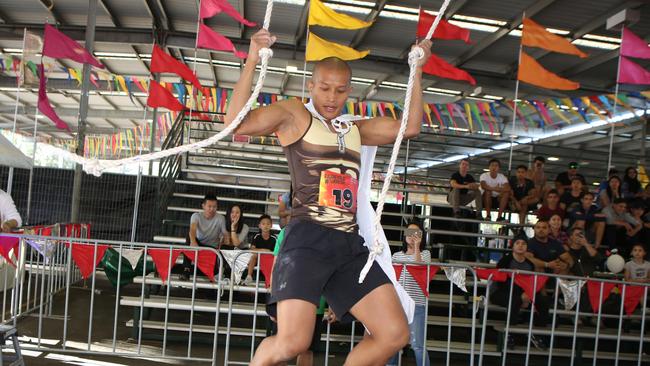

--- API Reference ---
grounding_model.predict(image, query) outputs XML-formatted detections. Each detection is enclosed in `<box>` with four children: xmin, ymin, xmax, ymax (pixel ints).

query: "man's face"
<box><xmin>534</xmin><ymin>160</ymin><xmax>544</xmax><ymax>170</ymax></box>
<box><xmin>202</xmin><ymin>200</ymin><xmax>218</xmax><ymax>218</ymax></box>
<box><xmin>308</xmin><ymin>69</ymin><xmax>352</xmax><ymax>121</ymax></box>
<box><xmin>534</xmin><ymin>222</ymin><xmax>549</xmax><ymax>240</ymax></box>
<box><xmin>571</xmin><ymin>179</ymin><xmax>583</xmax><ymax>191</ymax></box>
<box><xmin>613</xmin><ymin>202</ymin><xmax>627</xmax><ymax>214</ymax></box>
<box><xmin>459</xmin><ymin>160</ymin><xmax>469</xmax><ymax>174</ymax></box>
<box><xmin>547</xmin><ymin>193</ymin><xmax>559</xmax><ymax>206</ymax></box>
<box><xmin>489</xmin><ymin>162</ymin><xmax>500</xmax><ymax>174</ymax></box>
<box><xmin>259</xmin><ymin>218</ymin><xmax>272</xmax><ymax>233</ymax></box>
<box><xmin>516</xmin><ymin>168</ymin><xmax>526</xmax><ymax>180</ymax></box>
<box><xmin>568</xmin><ymin>167</ymin><xmax>578</xmax><ymax>176</ymax></box>
<box><xmin>581</xmin><ymin>194</ymin><xmax>594</xmax><ymax>208</ymax></box>
<box><xmin>512</xmin><ymin>239</ymin><xmax>528</xmax><ymax>255</ymax></box>
<box><xmin>569</xmin><ymin>229</ymin><xmax>584</xmax><ymax>245</ymax></box>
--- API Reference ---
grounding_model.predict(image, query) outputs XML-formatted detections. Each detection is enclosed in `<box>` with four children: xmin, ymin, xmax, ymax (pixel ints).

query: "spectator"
<box><xmin>278</xmin><ymin>187</ymin><xmax>292</xmax><ymax>228</ymax></box>
<box><xmin>628</xmin><ymin>200</ymin><xmax>650</xmax><ymax>245</ymax></box>
<box><xmin>624</xmin><ymin>244</ymin><xmax>650</xmax><ymax>283</ymax></box>
<box><xmin>527</xmin><ymin>156</ymin><xmax>548</xmax><ymax>202</ymax></box>
<box><xmin>223</xmin><ymin>204</ymin><xmax>250</xmax><ymax>249</ymax></box>
<box><xmin>548</xmin><ymin>214</ymin><xmax>568</xmax><ymax>246</ymax></box>
<box><xmin>448</xmin><ymin>159</ymin><xmax>482</xmax><ymax>218</ymax></box>
<box><xmin>599</xmin><ymin>176</ymin><xmax>622</xmax><ymax>209</ymax></box>
<box><xmin>509</xmin><ymin>165</ymin><xmax>537</xmax><ymax>223</ymax></box>
<box><xmin>602</xmin><ymin>198</ymin><xmax>642</xmax><ymax>256</ymax></box>
<box><xmin>0</xmin><ymin>189</ymin><xmax>21</xmax><ymax>233</ymax></box>
<box><xmin>480</xmin><ymin>159</ymin><xmax>510</xmax><ymax>221</ymax></box>
<box><xmin>569</xmin><ymin>192</ymin><xmax>606</xmax><ymax>249</ymax></box>
<box><xmin>643</xmin><ymin>183</ymin><xmax>650</xmax><ymax>209</ymax></box>
<box><xmin>244</xmin><ymin>214</ymin><xmax>277</xmax><ymax>285</ymax></box>
<box><xmin>622</xmin><ymin>167</ymin><xmax>643</xmax><ymax>200</ymax></box>
<box><xmin>559</xmin><ymin>178</ymin><xmax>584</xmax><ymax>212</ymax></box>
<box><xmin>555</xmin><ymin>161</ymin><xmax>586</xmax><ymax>195</ymax></box>
<box><xmin>594</xmin><ymin>169</ymin><xmax>618</xmax><ymax>206</ymax></box>
<box><xmin>565</xmin><ymin>227</ymin><xmax>603</xmax><ymax>277</ymax></box>
<box><xmin>183</xmin><ymin>193</ymin><xmax>228</xmax><ymax>280</ymax></box>
<box><xmin>537</xmin><ymin>190</ymin><xmax>565</xmax><ymax>221</ymax></box>
<box><xmin>389</xmin><ymin>221</ymin><xmax>431</xmax><ymax>366</ymax></box>
<box><xmin>524</xmin><ymin>220</ymin><xmax>574</xmax><ymax>274</ymax></box>
<box><xmin>491</xmin><ymin>239</ymin><xmax>549</xmax><ymax>350</ymax></box>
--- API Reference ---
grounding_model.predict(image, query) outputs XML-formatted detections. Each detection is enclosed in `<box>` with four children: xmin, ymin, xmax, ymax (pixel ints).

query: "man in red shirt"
<box><xmin>537</xmin><ymin>189</ymin><xmax>565</xmax><ymax>221</ymax></box>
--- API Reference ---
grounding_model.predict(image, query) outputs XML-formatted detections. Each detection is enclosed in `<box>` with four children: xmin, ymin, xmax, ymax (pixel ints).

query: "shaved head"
<box><xmin>312</xmin><ymin>57</ymin><xmax>352</xmax><ymax>84</ymax></box>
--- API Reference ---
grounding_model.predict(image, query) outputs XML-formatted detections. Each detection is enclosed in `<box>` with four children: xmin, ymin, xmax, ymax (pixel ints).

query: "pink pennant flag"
<box><xmin>197</xmin><ymin>23</ymin><xmax>247</xmax><ymax>59</ymax></box>
<box><xmin>42</xmin><ymin>24</ymin><xmax>104</xmax><ymax>69</ymax></box>
<box><xmin>621</xmin><ymin>27</ymin><xmax>650</xmax><ymax>59</ymax></box>
<box><xmin>37</xmin><ymin>64</ymin><xmax>71</xmax><ymax>131</ymax></box>
<box><xmin>619</xmin><ymin>56</ymin><xmax>650</xmax><ymax>85</ymax></box>
<box><xmin>200</xmin><ymin>0</ymin><xmax>256</xmax><ymax>27</ymax></box>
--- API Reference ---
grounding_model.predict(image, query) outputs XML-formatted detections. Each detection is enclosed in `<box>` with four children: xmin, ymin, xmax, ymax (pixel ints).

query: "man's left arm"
<box><xmin>0</xmin><ymin>193</ymin><xmax>21</xmax><ymax>232</ymax></box>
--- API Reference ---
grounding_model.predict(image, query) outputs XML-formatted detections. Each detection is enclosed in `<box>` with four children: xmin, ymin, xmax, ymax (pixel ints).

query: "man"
<box><xmin>527</xmin><ymin>156</ymin><xmax>547</xmax><ymax>201</ymax></box>
<box><xmin>448</xmin><ymin>158</ymin><xmax>482</xmax><ymax>218</ymax></box>
<box><xmin>525</xmin><ymin>220</ymin><xmax>574</xmax><ymax>274</ymax></box>
<box><xmin>564</xmin><ymin>227</ymin><xmax>603</xmax><ymax>277</ymax></box>
<box><xmin>182</xmin><ymin>193</ymin><xmax>228</xmax><ymax>280</ymax></box>
<box><xmin>602</xmin><ymin>198</ymin><xmax>642</xmax><ymax>256</ymax></box>
<box><xmin>244</xmin><ymin>214</ymin><xmax>277</xmax><ymax>285</ymax></box>
<box><xmin>555</xmin><ymin>161</ymin><xmax>586</xmax><ymax>195</ymax></box>
<box><xmin>559</xmin><ymin>178</ymin><xmax>584</xmax><ymax>212</ymax></box>
<box><xmin>509</xmin><ymin>165</ymin><xmax>537</xmax><ymax>224</ymax></box>
<box><xmin>536</xmin><ymin>189</ymin><xmax>565</xmax><ymax>221</ymax></box>
<box><xmin>0</xmin><ymin>189</ymin><xmax>21</xmax><ymax>233</ymax></box>
<box><xmin>480</xmin><ymin>159</ymin><xmax>510</xmax><ymax>221</ymax></box>
<box><xmin>568</xmin><ymin>192</ymin><xmax>605</xmax><ymax>248</ymax></box>
<box><xmin>225</xmin><ymin>29</ymin><xmax>431</xmax><ymax>365</ymax></box>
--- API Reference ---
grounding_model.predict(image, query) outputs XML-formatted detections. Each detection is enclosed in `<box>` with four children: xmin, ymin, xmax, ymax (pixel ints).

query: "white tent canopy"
<box><xmin>0</xmin><ymin>134</ymin><xmax>32</xmax><ymax>169</ymax></box>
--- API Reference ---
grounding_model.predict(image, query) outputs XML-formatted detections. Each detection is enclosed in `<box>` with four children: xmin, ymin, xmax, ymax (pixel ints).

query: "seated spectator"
<box><xmin>480</xmin><ymin>159</ymin><xmax>510</xmax><ymax>221</ymax></box>
<box><xmin>491</xmin><ymin>239</ymin><xmax>549</xmax><ymax>350</ymax></box>
<box><xmin>555</xmin><ymin>161</ymin><xmax>586</xmax><ymax>196</ymax></box>
<box><xmin>628</xmin><ymin>200</ymin><xmax>650</xmax><ymax>245</ymax></box>
<box><xmin>0</xmin><ymin>189</ymin><xmax>21</xmax><ymax>233</ymax></box>
<box><xmin>278</xmin><ymin>187</ymin><xmax>292</xmax><ymax>228</ymax></box>
<box><xmin>602</xmin><ymin>198</ymin><xmax>642</xmax><ymax>256</ymax></box>
<box><xmin>509</xmin><ymin>165</ymin><xmax>538</xmax><ymax>223</ymax></box>
<box><xmin>643</xmin><ymin>183</ymin><xmax>650</xmax><ymax>209</ymax></box>
<box><xmin>564</xmin><ymin>227</ymin><xmax>603</xmax><ymax>277</ymax></box>
<box><xmin>559</xmin><ymin>178</ymin><xmax>584</xmax><ymax>212</ymax></box>
<box><xmin>524</xmin><ymin>220</ymin><xmax>574</xmax><ymax>274</ymax></box>
<box><xmin>548</xmin><ymin>214</ymin><xmax>568</xmax><ymax>246</ymax></box>
<box><xmin>622</xmin><ymin>167</ymin><xmax>643</xmax><ymax>200</ymax></box>
<box><xmin>599</xmin><ymin>176</ymin><xmax>622</xmax><ymax>209</ymax></box>
<box><xmin>389</xmin><ymin>220</ymin><xmax>431</xmax><ymax>366</ymax></box>
<box><xmin>569</xmin><ymin>192</ymin><xmax>606</xmax><ymax>248</ymax></box>
<box><xmin>537</xmin><ymin>190</ymin><xmax>565</xmax><ymax>221</ymax></box>
<box><xmin>244</xmin><ymin>214</ymin><xmax>277</xmax><ymax>285</ymax></box>
<box><xmin>223</xmin><ymin>204</ymin><xmax>250</xmax><ymax>249</ymax></box>
<box><xmin>624</xmin><ymin>244</ymin><xmax>650</xmax><ymax>283</ymax></box>
<box><xmin>448</xmin><ymin>159</ymin><xmax>482</xmax><ymax>218</ymax></box>
<box><xmin>183</xmin><ymin>193</ymin><xmax>227</xmax><ymax>280</ymax></box>
<box><xmin>594</xmin><ymin>169</ymin><xmax>618</xmax><ymax>206</ymax></box>
<box><xmin>527</xmin><ymin>156</ymin><xmax>548</xmax><ymax>202</ymax></box>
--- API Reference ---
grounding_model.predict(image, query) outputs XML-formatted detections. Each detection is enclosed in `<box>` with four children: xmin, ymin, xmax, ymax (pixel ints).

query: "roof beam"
<box><xmin>349</xmin><ymin>0</ymin><xmax>388</xmax><ymax>49</ymax></box>
<box><xmin>293</xmin><ymin>1</ymin><xmax>311</xmax><ymax>51</ymax></box>
<box><xmin>207</xmin><ymin>52</ymin><xmax>219</xmax><ymax>87</ymax></box>
<box><xmin>144</xmin><ymin>0</ymin><xmax>172</xmax><ymax>32</ymax></box>
<box><xmin>39</xmin><ymin>0</ymin><xmax>64</xmax><ymax>25</ymax></box>
<box><xmin>0</xmin><ymin>6</ymin><xmax>12</xmax><ymax>24</ymax></box>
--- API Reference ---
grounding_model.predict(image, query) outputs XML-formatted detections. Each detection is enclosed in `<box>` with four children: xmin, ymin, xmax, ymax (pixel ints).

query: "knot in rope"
<box><xmin>84</xmin><ymin>159</ymin><xmax>103</xmax><ymax>177</ymax></box>
<box><xmin>407</xmin><ymin>46</ymin><xmax>425</xmax><ymax>67</ymax></box>
<box><xmin>258</xmin><ymin>47</ymin><xmax>274</xmax><ymax>60</ymax></box>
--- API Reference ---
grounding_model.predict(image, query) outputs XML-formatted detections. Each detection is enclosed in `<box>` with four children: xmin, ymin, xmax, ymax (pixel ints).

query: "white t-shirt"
<box><xmin>480</xmin><ymin>172</ymin><xmax>509</xmax><ymax>197</ymax></box>
<box><xmin>0</xmin><ymin>189</ymin><xmax>21</xmax><ymax>228</ymax></box>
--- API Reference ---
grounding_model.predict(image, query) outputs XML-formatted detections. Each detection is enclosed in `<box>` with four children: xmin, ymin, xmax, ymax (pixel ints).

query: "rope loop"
<box><xmin>258</xmin><ymin>47</ymin><xmax>274</xmax><ymax>59</ymax></box>
<box><xmin>407</xmin><ymin>46</ymin><xmax>425</xmax><ymax>66</ymax></box>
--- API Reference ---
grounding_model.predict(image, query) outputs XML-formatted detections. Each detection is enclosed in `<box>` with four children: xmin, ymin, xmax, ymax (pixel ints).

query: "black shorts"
<box><xmin>268</xmin><ymin>220</ymin><xmax>390</xmax><ymax>323</ymax></box>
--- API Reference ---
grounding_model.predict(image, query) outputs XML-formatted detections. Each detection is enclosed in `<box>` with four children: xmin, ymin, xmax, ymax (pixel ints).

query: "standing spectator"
<box><xmin>448</xmin><ymin>159</ymin><xmax>482</xmax><ymax>218</ymax></box>
<box><xmin>602</xmin><ymin>198</ymin><xmax>642</xmax><ymax>256</ymax></box>
<box><xmin>599</xmin><ymin>176</ymin><xmax>622</xmax><ymax>209</ymax></box>
<box><xmin>548</xmin><ymin>214</ymin><xmax>568</xmax><ymax>246</ymax></box>
<box><xmin>389</xmin><ymin>221</ymin><xmax>431</xmax><ymax>366</ymax></box>
<box><xmin>622</xmin><ymin>167</ymin><xmax>643</xmax><ymax>200</ymax></box>
<box><xmin>555</xmin><ymin>161</ymin><xmax>586</xmax><ymax>195</ymax></box>
<box><xmin>560</xmin><ymin>178</ymin><xmax>585</xmax><ymax>212</ymax></box>
<box><xmin>278</xmin><ymin>187</ymin><xmax>293</xmax><ymax>228</ymax></box>
<box><xmin>223</xmin><ymin>204</ymin><xmax>250</xmax><ymax>249</ymax></box>
<box><xmin>527</xmin><ymin>156</ymin><xmax>548</xmax><ymax>202</ymax></box>
<box><xmin>0</xmin><ymin>189</ymin><xmax>21</xmax><ymax>233</ymax></box>
<box><xmin>537</xmin><ymin>190</ymin><xmax>565</xmax><ymax>221</ymax></box>
<box><xmin>480</xmin><ymin>159</ymin><xmax>510</xmax><ymax>221</ymax></box>
<box><xmin>244</xmin><ymin>214</ymin><xmax>277</xmax><ymax>285</ymax></box>
<box><xmin>569</xmin><ymin>192</ymin><xmax>606</xmax><ymax>249</ymax></box>
<box><xmin>509</xmin><ymin>165</ymin><xmax>538</xmax><ymax>223</ymax></box>
<box><xmin>624</xmin><ymin>244</ymin><xmax>650</xmax><ymax>283</ymax></box>
<box><xmin>565</xmin><ymin>227</ymin><xmax>603</xmax><ymax>277</ymax></box>
<box><xmin>524</xmin><ymin>220</ymin><xmax>574</xmax><ymax>274</ymax></box>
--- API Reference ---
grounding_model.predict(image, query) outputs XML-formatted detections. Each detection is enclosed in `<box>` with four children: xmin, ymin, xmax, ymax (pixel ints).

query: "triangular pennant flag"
<box><xmin>147</xmin><ymin>80</ymin><xmax>185</xmax><ymax>111</ymax></box>
<box><xmin>405</xmin><ymin>265</ymin><xmax>438</xmax><ymax>297</ymax></box>
<box><xmin>147</xmin><ymin>248</ymin><xmax>183</xmax><ymax>283</ymax></box>
<box><xmin>70</xmin><ymin>243</ymin><xmax>109</xmax><ymax>279</ymax></box>
<box><xmin>182</xmin><ymin>249</ymin><xmax>217</xmax><ymax>282</ymax></box>
<box><xmin>120</xmin><ymin>249</ymin><xmax>143</xmax><ymax>270</ymax></box>
<box><xmin>258</xmin><ymin>253</ymin><xmax>274</xmax><ymax>288</ymax></box>
<box><xmin>512</xmin><ymin>273</ymin><xmax>548</xmax><ymax>302</ymax></box>
<box><xmin>308</xmin><ymin>0</ymin><xmax>372</xmax><ymax>30</ymax></box>
<box><xmin>521</xmin><ymin>18</ymin><xmax>587</xmax><ymax>58</ymax></box>
<box><xmin>37</xmin><ymin>64</ymin><xmax>71</xmax><ymax>131</ymax></box>
<box><xmin>443</xmin><ymin>266</ymin><xmax>467</xmax><ymax>292</ymax></box>
<box><xmin>619</xmin><ymin>56</ymin><xmax>650</xmax><ymax>85</ymax></box>
<box><xmin>151</xmin><ymin>45</ymin><xmax>202</xmax><ymax>90</ymax></box>
<box><xmin>393</xmin><ymin>264</ymin><xmax>404</xmax><ymax>281</ymax></box>
<box><xmin>518</xmin><ymin>51</ymin><xmax>580</xmax><ymax>90</ymax></box>
<box><xmin>197</xmin><ymin>23</ymin><xmax>247</xmax><ymax>59</ymax></box>
<box><xmin>621</xmin><ymin>27</ymin><xmax>650</xmax><ymax>59</ymax></box>
<box><xmin>42</xmin><ymin>24</ymin><xmax>104</xmax><ymax>68</ymax></box>
<box><xmin>620</xmin><ymin>284</ymin><xmax>646</xmax><ymax>316</ymax></box>
<box><xmin>475</xmin><ymin>268</ymin><xmax>509</xmax><ymax>282</ymax></box>
<box><xmin>417</xmin><ymin>9</ymin><xmax>471</xmax><ymax>43</ymax></box>
<box><xmin>423</xmin><ymin>53</ymin><xmax>476</xmax><ymax>85</ymax></box>
<box><xmin>220</xmin><ymin>249</ymin><xmax>253</xmax><ymax>283</ymax></box>
<box><xmin>558</xmin><ymin>279</ymin><xmax>585</xmax><ymax>310</ymax></box>
<box><xmin>200</xmin><ymin>0</ymin><xmax>256</xmax><ymax>27</ymax></box>
<box><xmin>0</xmin><ymin>237</ymin><xmax>19</xmax><ymax>267</ymax></box>
<box><xmin>306</xmin><ymin>32</ymin><xmax>369</xmax><ymax>61</ymax></box>
<box><xmin>586</xmin><ymin>280</ymin><xmax>617</xmax><ymax>313</ymax></box>
<box><xmin>26</xmin><ymin>239</ymin><xmax>56</xmax><ymax>263</ymax></box>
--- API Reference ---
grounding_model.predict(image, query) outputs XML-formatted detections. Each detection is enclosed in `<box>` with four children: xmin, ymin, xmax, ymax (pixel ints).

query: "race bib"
<box><xmin>318</xmin><ymin>170</ymin><xmax>358</xmax><ymax>213</ymax></box>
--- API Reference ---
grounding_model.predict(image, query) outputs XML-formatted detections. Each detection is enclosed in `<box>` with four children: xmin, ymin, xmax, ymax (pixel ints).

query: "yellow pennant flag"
<box><xmin>546</xmin><ymin>100</ymin><xmax>572</xmax><ymax>124</ymax></box>
<box><xmin>306</xmin><ymin>32</ymin><xmax>369</xmax><ymax>61</ymax></box>
<box><xmin>308</xmin><ymin>0</ymin><xmax>372</xmax><ymax>30</ymax></box>
<box><xmin>638</xmin><ymin>164</ymin><xmax>649</xmax><ymax>185</ymax></box>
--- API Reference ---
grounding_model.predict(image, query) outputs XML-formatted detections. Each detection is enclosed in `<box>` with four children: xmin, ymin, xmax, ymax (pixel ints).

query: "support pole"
<box><xmin>508</xmin><ymin>35</ymin><xmax>524</xmax><ymax>174</ymax></box>
<box><xmin>70</xmin><ymin>0</ymin><xmax>98</xmax><ymax>223</ymax></box>
<box><xmin>25</xmin><ymin>111</ymin><xmax>39</xmax><ymax>224</ymax></box>
<box><xmin>606</xmin><ymin>26</ymin><xmax>624</xmax><ymax>175</ymax></box>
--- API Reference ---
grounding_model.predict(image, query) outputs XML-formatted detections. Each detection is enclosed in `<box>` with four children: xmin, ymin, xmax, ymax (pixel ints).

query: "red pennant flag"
<box><xmin>586</xmin><ymin>280</ymin><xmax>617</xmax><ymax>313</ymax></box>
<box><xmin>475</xmin><ymin>268</ymin><xmax>509</xmax><ymax>282</ymax></box>
<box><xmin>69</xmin><ymin>243</ymin><xmax>109</xmax><ymax>279</ymax></box>
<box><xmin>147</xmin><ymin>80</ymin><xmax>185</xmax><ymax>111</ymax></box>
<box><xmin>393</xmin><ymin>264</ymin><xmax>404</xmax><ymax>281</ymax></box>
<box><xmin>182</xmin><ymin>250</ymin><xmax>217</xmax><ymax>282</ymax></box>
<box><xmin>258</xmin><ymin>253</ymin><xmax>274</xmax><ymax>288</ymax></box>
<box><xmin>406</xmin><ymin>265</ymin><xmax>438</xmax><ymax>296</ymax></box>
<box><xmin>417</xmin><ymin>9</ymin><xmax>471</xmax><ymax>43</ymax></box>
<box><xmin>200</xmin><ymin>0</ymin><xmax>256</xmax><ymax>27</ymax></box>
<box><xmin>513</xmin><ymin>273</ymin><xmax>548</xmax><ymax>301</ymax></box>
<box><xmin>37</xmin><ymin>64</ymin><xmax>70</xmax><ymax>131</ymax></box>
<box><xmin>0</xmin><ymin>237</ymin><xmax>19</xmax><ymax>267</ymax></box>
<box><xmin>619</xmin><ymin>56</ymin><xmax>650</xmax><ymax>85</ymax></box>
<box><xmin>197</xmin><ymin>23</ymin><xmax>247</xmax><ymax>59</ymax></box>
<box><xmin>620</xmin><ymin>284</ymin><xmax>646</xmax><ymax>316</ymax></box>
<box><xmin>423</xmin><ymin>53</ymin><xmax>476</xmax><ymax>85</ymax></box>
<box><xmin>148</xmin><ymin>248</ymin><xmax>183</xmax><ymax>283</ymax></box>
<box><xmin>42</xmin><ymin>24</ymin><xmax>104</xmax><ymax>68</ymax></box>
<box><xmin>151</xmin><ymin>45</ymin><xmax>202</xmax><ymax>90</ymax></box>
<box><xmin>621</xmin><ymin>27</ymin><xmax>650</xmax><ymax>59</ymax></box>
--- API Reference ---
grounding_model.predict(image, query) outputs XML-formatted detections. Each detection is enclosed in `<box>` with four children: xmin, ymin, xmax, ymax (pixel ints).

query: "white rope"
<box><xmin>61</xmin><ymin>0</ymin><xmax>276</xmax><ymax>177</ymax></box>
<box><xmin>358</xmin><ymin>0</ymin><xmax>452</xmax><ymax>283</ymax></box>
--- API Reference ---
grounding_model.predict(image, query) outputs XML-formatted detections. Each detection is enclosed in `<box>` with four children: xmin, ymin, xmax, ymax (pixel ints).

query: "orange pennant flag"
<box><xmin>522</xmin><ymin>18</ymin><xmax>587</xmax><ymax>58</ymax></box>
<box><xmin>518</xmin><ymin>51</ymin><xmax>579</xmax><ymax>90</ymax></box>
